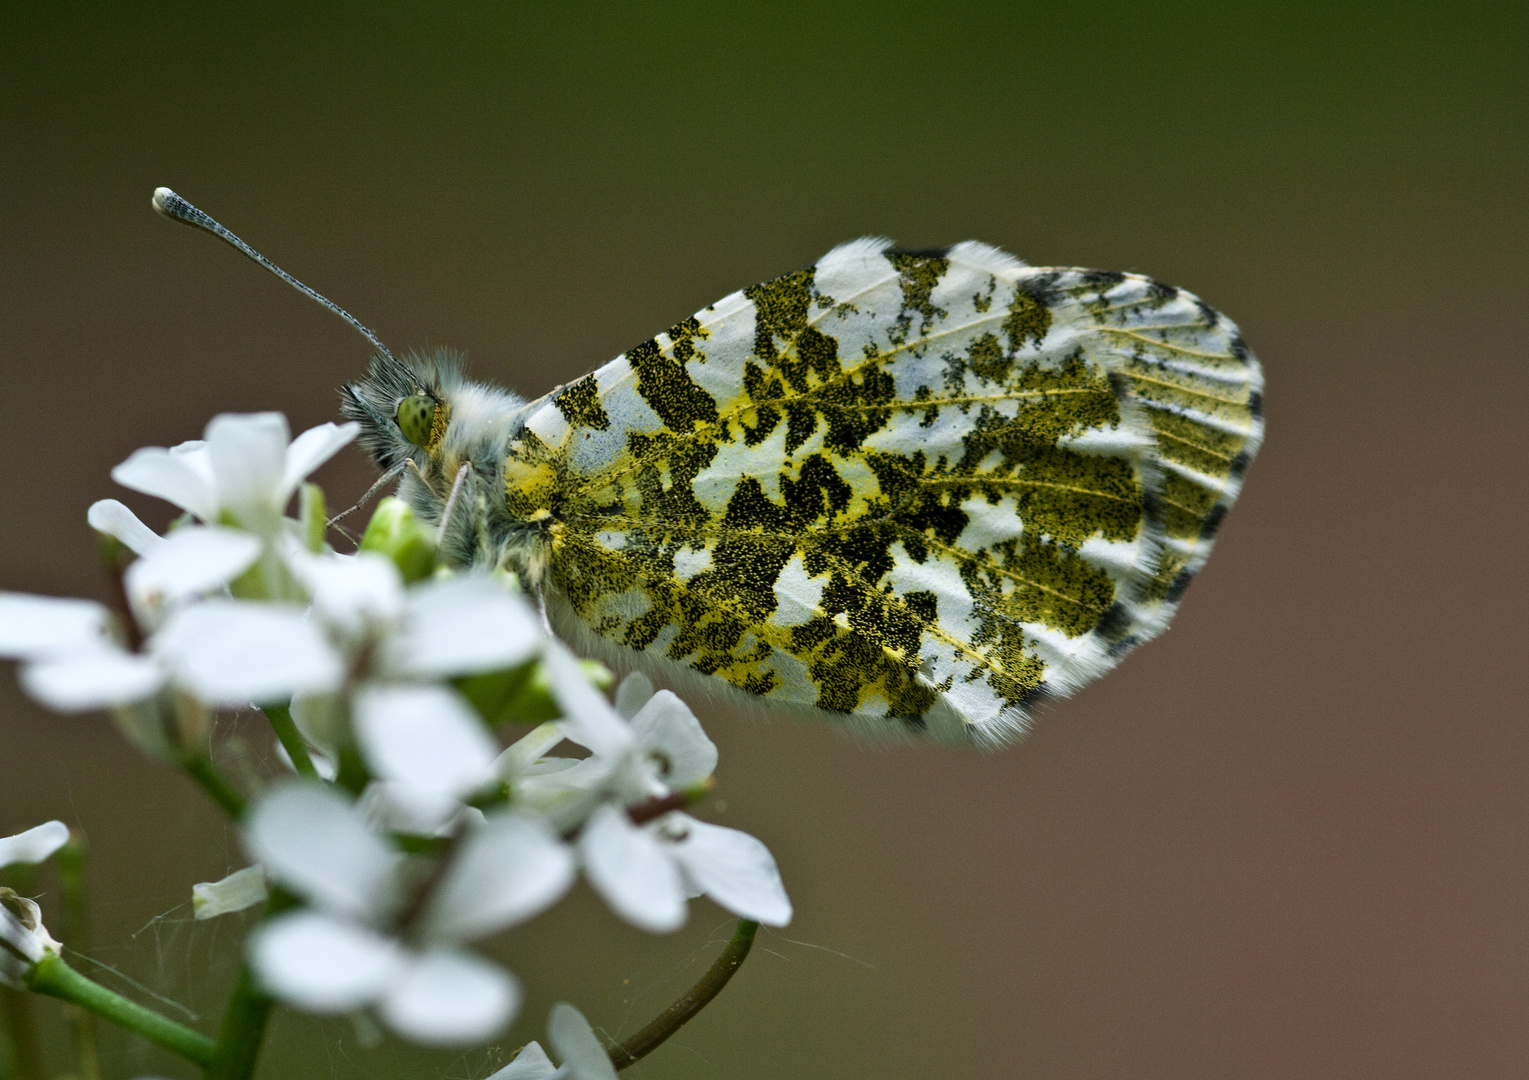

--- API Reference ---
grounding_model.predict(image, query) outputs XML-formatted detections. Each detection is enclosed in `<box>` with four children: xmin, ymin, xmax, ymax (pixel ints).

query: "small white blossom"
<box><xmin>579</xmin><ymin>806</ymin><xmax>791</xmax><ymax>933</ymax></box>
<box><xmin>540</xmin><ymin>664</ymin><xmax>792</xmax><ymax>933</ymax></box>
<box><xmin>111</xmin><ymin>413</ymin><xmax>356</xmax><ymax>536</ymax></box>
<box><xmin>0</xmin><ymin>822</ymin><xmax>69</xmax><ymax>990</ymax></box>
<box><xmin>244</xmin><ymin>783</ymin><xmax>575</xmax><ymax>1045</ymax></box>
<box><xmin>0</xmin><ymin>891</ymin><xmax>62</xmax><ymax>991</ymax></box>
<box><xmin>122</xmin><ymin>526</ymin><xmax>260</xmax><ymax>628</ymax></box>
<box><xmin>0</xmin><ymin>593</ymin><xmax>160</xmax><ymax>712</ymax></box>
<box><xmin>489</xmin><ymin>1002</ymin><xmax>618</xmax><ymax>1080</ymax></box>
<box><xmin>152</xmin><ymin>600</ymin><xmax>343</xmax><ymax>707</ymax></box>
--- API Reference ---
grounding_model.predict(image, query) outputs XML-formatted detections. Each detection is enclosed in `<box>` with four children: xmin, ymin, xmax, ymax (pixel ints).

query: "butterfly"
<box><xmin>152</xmin><ymin>192</ymin><xmax>1263</xmax><ymax>746</ymax></box>
<box><xmin>338</xmin><ymin>240</ymin><xmax>1262</xmax><ymax>746</ymax></box>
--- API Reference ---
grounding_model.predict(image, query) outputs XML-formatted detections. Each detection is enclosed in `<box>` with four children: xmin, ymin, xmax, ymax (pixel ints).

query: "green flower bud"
<box><xmin>359</xmin><ymin>497</ymin><xmax>437</xmax><ymax>583</ymax></box>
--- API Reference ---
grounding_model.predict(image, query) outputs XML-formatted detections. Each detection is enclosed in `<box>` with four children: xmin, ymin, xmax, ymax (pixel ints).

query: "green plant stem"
<box><xmin>182</xmin><ymin>756</ymin><xmax>246</xmax><ymax>819</ymax></box>
<box><xmin>607</xmin><ymin>919</ymin><xmax>759</xmax><ymax>1071</ymax></box>
<box><xmin>205</xmin><ymin>967</ymin><xmax>272</xmax><ymax>1080</ymax></box>
<box><xmin>205</xmin><ymin>888</ymin><xmax>296</xmax><ymax>1080</ymax></box>
<box><xmin>26</xmin><ymin>954</ymin><xmax>213</xmax><ymax>1068</ymax></box>
<box><xmin>261</xmin><ymin>703</ymin><xmax>318</xmax><ymax>779</ymax></box>
<box><xmin>1</xmin><ymin>985</ymin><xmax>45</xmax><ymax>1080</ymax></box>
<box><xmin>58</xmin><ymin>838</ymin><xmax>102</xmax><ymax>1080</ymax></box>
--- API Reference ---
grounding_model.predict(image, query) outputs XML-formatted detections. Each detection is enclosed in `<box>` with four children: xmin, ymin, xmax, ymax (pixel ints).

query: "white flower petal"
<box><xmin>0</xmin><ymin>821</ymin><xmax>70</xmax><ymax>868</ymax></box>
<box><xmin>0</xmin><ymin>594</ymin><xmax>112</xmax><ymax>659</ymax></box>
<box><xmin>251</xmin><ymin>911</ymin><xmax>403</xmax><ymax>1012</ymax></box>
<box><xmin>613</xmin><ymin>672</ymin><xmax>654</xmax><ymax>720</ymax></box>
<box><xmin>378</xmin><ymin>948</ymin><xmax>519</xmax><ymax>1046</ymax></box>
<box><xmin>421</xmin><ymin>814</ymin><xmax>575</xmax><ymax>942</ymax></box>
<box><xmin>548</xmin><ymin>1001</ymin><xmax>620</xmax><ymax>1080</ymax></box>
<box><xmin>125</xmin><ymin>527</ymin><xmax>260</xmax><ymax>612</ymax></box>
<box><xmin>243</xmin><ymin>783</ymin><xmax>400</xmax><ymax>921</ymax></box>
<box><xmin>154</xmin><ymin>601</ymin><xmax>343</xmax><ymax>706</ymax></box>
<box><xmin>630</xmin><ymin>691</ymin><xmax>717</xmax><ymax>789</ymax></box>
<box><xmin>543</xmin><ymin>645</ymin><xmax>632</xmax><ymax>758</ymax></box>
<box><xmin>354</xmin><ymin>684</ymin><xmax>499</xmax><ymax>802</ymax></box>
<box><xmin>87</xmin><ymin>499</ymin><xmax>165</xmax><ymax>556</ymax></box>
<box><xmin>111</xmin><ymin>445</ymin><xmax>219</xmax><ymax>521</ymax></box>
<box><xmin>192</xmin><ymin>865</ymin><xmax>268</xmax><ymax>920</ymax></box>
<box><xmin>357</xmin><ymin>780</ymin><xmax>463</xmax><ymax>836</ymax></box>
<box><xmin>487</xmin><ymin>1040</ymin><xmax>557</xmax><ymax>1080</ymax></box>
<box><xmin>493</xmin><ymin>721</ymin><xmax>566</xmax><ymax>781</ymax></box>
<box><xmin>579</xmin><ymin>804</ymin><xmax>686</xmax><ymax>933</ymax></box>
<box><xmin>386</xmin><ymin>576</ymin><xmax>541</xmax><ymax>680</ymax></box>
<box><xmin>206</xmin><ymin>412</ymin><xmax>291</xmax><ymax>524</ymax></box>
<box><xmin>21</xmin><ymin>648</ymin><xmax>164</xmax><ymax>712</ymax></box>
<box><xmin>667</xmin><ymin>815</ymin><xmax>792</xmax><ymax>927</ymax></box>
<box><xmin>280</xmin><ymin>422</ymin><xmax>359</xmax><ymax>500</ymax></box>
<box><xmin>287</xmin><ymin>550</ymin><xmax>404</xmax><ymax>636</ymax></box>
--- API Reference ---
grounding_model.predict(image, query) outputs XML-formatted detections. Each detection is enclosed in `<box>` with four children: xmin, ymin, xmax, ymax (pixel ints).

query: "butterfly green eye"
<box><xmin>395</xmin><ymin>394</ymin><xmax>438</xmax><ymax>447</ymax></box>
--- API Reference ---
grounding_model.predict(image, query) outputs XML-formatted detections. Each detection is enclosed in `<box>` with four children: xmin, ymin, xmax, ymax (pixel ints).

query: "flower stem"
<box><xmin>261</xmin><ymin>703</ymin><xmax>318</xmax><ymax>779</ymax></box>
<box><xmin>205</xmin><ymin>966</ymin><xmax>272</xmax><ymax>1080</ymax></box>
<box><xmin>182</xmin><ymin>756</ymin><xmax>246</xmax><ymax>819</ymax></box>
<box><xmin>205</xmin><ymin>888</ymin><xmax>296</xmax><ymax>1080</ymax></box>
<box><xmin>606</xmin><ymin>919</ymin><xmax>759</xmax><ymax>1071</ymax></box>
<box><xmin>57</xmin><ymin>837</ymin><xmax>101</xmax><ymax>1080</ymax></box>
<box><xmin>1</xmin><ymin>984</ymin><xmax>46</xmax><ymax>1080</ymax></box>
<box><xmin>26</xmin><ymin>954</ymin><xmax>214</xmax><ymax>1068</ymax></box>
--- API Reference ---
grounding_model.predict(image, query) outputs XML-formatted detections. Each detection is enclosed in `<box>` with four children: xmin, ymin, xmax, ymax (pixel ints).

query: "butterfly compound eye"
<box><xmin>395</xmin><ymin>394</ymin><xmax>438</xmax><ymax>447</ymax></box>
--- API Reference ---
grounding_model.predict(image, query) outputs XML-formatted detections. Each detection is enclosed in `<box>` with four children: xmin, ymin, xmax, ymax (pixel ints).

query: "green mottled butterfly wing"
<box><xmin>505</xmin><ymin>239</ymin><xmax>1262</xmax><ymax>745</ymax></box>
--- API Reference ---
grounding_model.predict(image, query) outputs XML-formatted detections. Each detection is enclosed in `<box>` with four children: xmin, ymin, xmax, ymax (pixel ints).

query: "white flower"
<box><xmin>123</xmin><ymin>526</ymin><xmax>261</xmax><ymax>629</ymax></box>
<box><xmin>111</xmin><ymin>413</ymin><xmax>357</xmax><ymax>536</ymax></box>
<box><xmin>489</xmin><ymin>1002</ymin><xmax>617</xmax><ymax>1080</ymax></box>
<box><xmin>0</xmin><ymin>891</ymin><xmax>62</xmax><ymax>991</ymax></box>
<box><xmin>0</xmin><ymin>593</ymin><xmax>160</xmax><ymax>712</ymax></box>
<box><xmin>539</xmin><ymin>665</ymin><xmax>791</xmax><ymax>933</ymax></box>
<box><xmin>579</xmin><ymin>806</ymin><xmax>791</xmax><ymax>933</ymax></box>
<box><xmin>0</xmin><ymin>528</ymin><xmax>321</xmax><ymax>714</ymax></box>
<box><xmin>0</xmin><ymin>823</ymin><xmax>69</xmax><ymax>990</ymax></box>
<box><xmin>192</xmin><ymin>865</ymin><xmax>269</xmax><ymax>920</ymax></box>
<box><xmin>283</xmin><ymin>556</ymin><xmax>544</xmax><ymax>825</ymax></box>
<box><xmin>244</xmin><ymin>783</ymin><xmax>575</xmax><ymax>1045</ymax></box>
<box><xmin>510</xmin><ymin>654</ymin><xmax>717</xmax><ymax>835</ymax></box>
<box><xmin>152</xmin><ymin>600</ymin><xmax>343</xmax><ymax>707</ymax></box>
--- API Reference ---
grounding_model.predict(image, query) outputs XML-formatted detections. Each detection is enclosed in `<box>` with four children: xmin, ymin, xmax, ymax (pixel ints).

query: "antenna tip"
<box><xmin>151</xmin><ymin>187</ymin><xmax>177</xmax><ymax>215</ymax></box>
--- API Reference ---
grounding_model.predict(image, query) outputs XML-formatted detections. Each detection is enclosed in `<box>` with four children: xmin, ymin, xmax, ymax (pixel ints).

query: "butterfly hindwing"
<box><xmin>504</xmin><ymin>239</ymin><xmax>1262</xmax><ymax>745</ymax></box>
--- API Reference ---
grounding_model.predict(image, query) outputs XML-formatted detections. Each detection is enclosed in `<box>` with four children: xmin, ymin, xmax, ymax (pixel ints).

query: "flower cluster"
<box><xmin>0</xmin><ymin>412</ymin><xmax>791</xmax><ymax>1051</ymax></box>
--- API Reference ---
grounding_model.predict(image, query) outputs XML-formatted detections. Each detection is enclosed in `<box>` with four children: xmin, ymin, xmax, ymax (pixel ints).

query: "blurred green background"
<box><xmin>2</xmin><ymin>4</ymin><xmax>1525</xmax><ymax>1078</ymax></box>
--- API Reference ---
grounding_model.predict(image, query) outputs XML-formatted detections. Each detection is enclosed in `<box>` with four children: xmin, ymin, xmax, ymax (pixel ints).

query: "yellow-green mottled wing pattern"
<box><xmin>505</xmin><ymin>239</ymin><xmax>1262</xmax><ymax>745</ymax></box>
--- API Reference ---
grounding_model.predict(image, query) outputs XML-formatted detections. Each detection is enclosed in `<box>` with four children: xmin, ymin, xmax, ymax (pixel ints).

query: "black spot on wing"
<box><xmin>1199</xmin><ymin>502</ymin><xmax>1228</xmax><ymax>540</ymax></box>
<box><xmin>553</xmin><ymin>374</ymin><xmax>610</xmax><ymax>430</ymax></box>
<box><xmin>1081</xmin><ymin>269</ymin><xmax>1125</xmax><ymax>291</ymax></box>
<box><xmin>627</xmin><ymin>338</ymin><xmax>718</xmax><ymax>430</ymax></box>
<box><xmin>1247</xmin><ymin>389</ymin><xmax>1264</xmax><ymax>418</ymax></box>
<box><xmin>1165</xmin><ymin>568</ymin><xmax>1195</xmax><ymax>603</ymax></box>
<box><xmin>1095</xmin><ymin>601</ymin><xmax>1133</xmax><ymax>642</ymax></box>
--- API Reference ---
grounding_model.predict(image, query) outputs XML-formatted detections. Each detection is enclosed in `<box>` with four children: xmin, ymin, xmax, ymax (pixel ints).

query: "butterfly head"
<box><xmin>339</xmin><ymin>349</ymin><xmax>461</xmax><ymax>474</ymax></box>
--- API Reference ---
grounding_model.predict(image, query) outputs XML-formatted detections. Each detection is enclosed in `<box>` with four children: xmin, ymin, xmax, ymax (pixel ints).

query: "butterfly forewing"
<box><xmin>504</xmin><ymin>239</ymin><xmax>1262</xmax><ymax>745</ymax></box>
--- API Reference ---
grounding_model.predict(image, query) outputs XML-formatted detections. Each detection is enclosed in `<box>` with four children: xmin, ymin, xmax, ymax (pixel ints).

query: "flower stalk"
<box><xmin>25</xmin><ymin>953</ymin><xmax>214</xmax><ymax>1067</ymax></box>
<box><xmin>606</xmin><ymin>918</ymin><xmax>760</xmax><ymax>1071</ymax></box>
<box><xmin>262</xmin><ymin>702</ymin><xmax>319</xmax><ymax>779</ymax></box>
<box><xmin>57</xmin><ymin>835</ymin><xmax>101</xmax><ymax>1080</ymax></box>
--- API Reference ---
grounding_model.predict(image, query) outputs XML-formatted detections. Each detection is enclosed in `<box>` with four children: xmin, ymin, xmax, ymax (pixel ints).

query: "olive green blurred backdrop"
<box><xmin>2</xmin><ymin>4</ymin><xmax>1525</xmax><ymax>1078</ymax></box>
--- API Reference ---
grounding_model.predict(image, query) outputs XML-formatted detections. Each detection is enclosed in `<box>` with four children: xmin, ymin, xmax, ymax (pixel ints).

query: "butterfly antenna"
<box><xmin>151</xmin><ymin>187</ymin><xmax>398</xmax><ymax>363</ymax></box>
